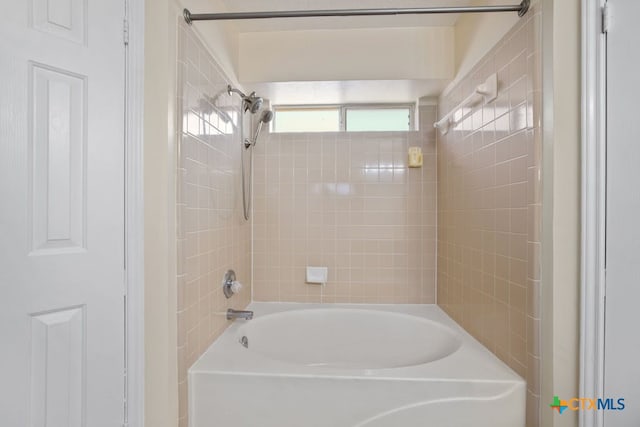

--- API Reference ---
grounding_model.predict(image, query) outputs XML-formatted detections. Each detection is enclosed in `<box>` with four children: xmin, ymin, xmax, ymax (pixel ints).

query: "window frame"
<box><xmin>272</xmin><ymin>103</ymin><xmax>416</xmax><ymax>133</ymax></box>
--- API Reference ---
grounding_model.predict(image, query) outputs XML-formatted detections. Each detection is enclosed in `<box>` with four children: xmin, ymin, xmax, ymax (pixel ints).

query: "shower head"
<box><xmin>244</xmin><ymin>92</ymin><xmax>263</xmax><ymax>114</ymax></box>
<box><xmin>244</xmin><ymin>109</ymin><xmax>273</xmax><ymax>149</ymax></box>
<box><xmin>227</xmin><ymin>85</ymin><xmax>263</xmax><ymax>114</ymax></box>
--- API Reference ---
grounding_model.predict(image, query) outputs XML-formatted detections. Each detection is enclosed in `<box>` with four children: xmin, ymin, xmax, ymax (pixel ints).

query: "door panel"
<box><xmin>0</xmin><ymin>0</ymin><xmax>126</xmax><ymax>425</ymax></box>
<box><xmin>605</xmin><ymin>0</ymin><xmax>640</xmax><ymax>425</ymax></box>
<box><xmin>30</xmin><ymin>307</ymin><xmax>85</xmax><ymax>427</ymax></box>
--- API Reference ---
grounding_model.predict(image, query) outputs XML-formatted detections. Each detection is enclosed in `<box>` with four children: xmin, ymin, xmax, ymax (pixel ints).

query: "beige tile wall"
<box><xmin>176</xmin><ymin>23</ymin><xmax>252</xmax><ymax>427</ymax></box>
<box><xmin>436</xmin><ymin>8</ymin><xmax>542</xmax><ymax>427</ymax></box>
<box><xmin>252</xmin><ymin>106</ymin><xmax>438</xmax><ymax>303</ymax></box>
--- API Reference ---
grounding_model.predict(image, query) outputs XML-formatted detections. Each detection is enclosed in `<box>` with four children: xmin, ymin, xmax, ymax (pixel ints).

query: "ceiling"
<box><xmin>214</xmin><ymin>0</ymin><xmax>476</xmax><ymax>32</ymax></box>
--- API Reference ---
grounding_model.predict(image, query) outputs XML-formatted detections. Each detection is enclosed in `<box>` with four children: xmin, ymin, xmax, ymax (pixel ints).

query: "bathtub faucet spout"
<box><xmin>227</xmin><ymin>309</ymin><xmax>254</xmax><ymax>320</ymax></box>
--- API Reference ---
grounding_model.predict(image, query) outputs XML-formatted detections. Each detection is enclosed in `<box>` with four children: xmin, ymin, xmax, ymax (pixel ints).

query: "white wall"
<box><xmin>144</xmin><ymin>2</ymin><xmax>177</xmax><ymax>426</ymax></box>
<box><xmin>540</xmin><ymin>0</ymin><xmax>581</xmax><ymax>426</ymax></box>
<box><xmin>238</xmin><ymin>27</ymin><xmax>454</xmax><ymax>82</ymax></box>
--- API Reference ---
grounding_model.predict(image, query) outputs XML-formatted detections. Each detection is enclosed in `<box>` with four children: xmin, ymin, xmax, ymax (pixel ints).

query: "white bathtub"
<box><xmin>189</xmin><ymin>303</ymin><xmax>525</xmax><ymax>427</ymax></box>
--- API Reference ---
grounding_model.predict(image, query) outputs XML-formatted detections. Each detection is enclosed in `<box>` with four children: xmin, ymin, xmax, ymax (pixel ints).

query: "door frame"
<box><xmin>125</xmin><ymin>0</ymin><xmax>145</xmax><ymax>426</ymax></box>
<box><xmin>580</xmin><ymin>0</ymin><xmax>606</xmax><ymax>426</ymax></box>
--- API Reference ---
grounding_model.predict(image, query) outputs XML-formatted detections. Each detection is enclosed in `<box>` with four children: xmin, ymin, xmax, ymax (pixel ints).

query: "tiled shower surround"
<box><xmin>436</xmin><ymin>8</ymin><xmax>542</xmax><ymax>427</ymax></box>
<box><xmin>252</xmin><ymin>106</ymin><xmax>437</xmax><ymax>304</ymax></box>
<box><xmin>177</xmin><ymin>7</ymin><xmax>543</xmax><ymax>427</ymax></box>
<box><xmin>176</xmin><ymin>23</ymin><xmax>251</xmax><ymax>427</ymax></box>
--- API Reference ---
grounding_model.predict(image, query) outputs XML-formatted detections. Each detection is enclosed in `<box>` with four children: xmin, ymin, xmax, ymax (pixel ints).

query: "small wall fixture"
<box><xmin>306</xmin><ymin>266</ymin><xmax>328</xmax><ymax>285</ymax></box>
<box><xmin>222</xmin><ymin>269</ymin><xmax>243</xmax><ymax>298</ymax></box>
<box><xmin>434</xmin><ymin>73</ymin><xmax>498</xmax><ymax>136</ymax></box>
<box><xmin>408</xmin><ymin>147</ymin><xmax>423</xmax><ymax>168</ymax></box>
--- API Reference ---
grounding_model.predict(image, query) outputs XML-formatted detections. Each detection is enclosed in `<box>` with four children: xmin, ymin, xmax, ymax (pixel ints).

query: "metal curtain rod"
<box><xmin>183</xmin><ymin>0</ymin><xmax>530</xmax><ymax>24</ymax></box>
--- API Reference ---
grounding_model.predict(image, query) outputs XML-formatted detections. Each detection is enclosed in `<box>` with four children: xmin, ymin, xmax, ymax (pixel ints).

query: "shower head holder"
<box><xmin>227</xmin><ymin>85</ymin><xmax>264</xmax><ymax>114</ymax></box>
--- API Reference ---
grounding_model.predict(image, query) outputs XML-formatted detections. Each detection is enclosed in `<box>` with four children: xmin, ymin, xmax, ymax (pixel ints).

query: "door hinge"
<box><xmin>602</xmin><ymin>3</ymin><xmax>611</xmax><ymax>34</ymax></box>
<box><xmin>123</xmin><ymin>18</ymin><xmax>130</xmax><ymax>45</ymax></box>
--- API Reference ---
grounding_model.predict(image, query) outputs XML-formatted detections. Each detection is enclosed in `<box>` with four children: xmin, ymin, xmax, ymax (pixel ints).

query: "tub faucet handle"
<box><xmin>230</xmin><ymin>280</ymin><xmax>243</xmax><ymax>294</ymax></box>
<box><xmin>223</xmin><ymin>270</ymin><xmax>241</xmax><ymax>298</ymax></box>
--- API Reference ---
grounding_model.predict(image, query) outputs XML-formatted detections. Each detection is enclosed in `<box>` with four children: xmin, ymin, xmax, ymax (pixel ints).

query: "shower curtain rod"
<box><xmin>183</xmin><ymin>0</ymin><xmax>530</xmax><ymax>24</ymax></box>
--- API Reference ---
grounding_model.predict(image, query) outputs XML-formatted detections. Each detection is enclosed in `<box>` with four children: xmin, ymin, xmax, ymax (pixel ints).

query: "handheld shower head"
<box><xmin>244</xmin><ymin>109</ymin><xmax>274</xmax><ymax>149</ymax></box>
<box><xmin>231</xmin><ymin>87</ymin><xmax>270</xmax><ymax>222</ymax></box>
<box><xmin>227</xmin><ymin>85</ymin><xmax>263</xmax><ymax>114</ymax></box>
<box><xmin>258</xmin><ymin>109</ymin><xmax>274</xmax><ymax>125</ymax></box>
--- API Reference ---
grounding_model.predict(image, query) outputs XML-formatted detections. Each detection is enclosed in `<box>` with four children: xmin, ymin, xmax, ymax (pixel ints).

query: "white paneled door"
<box><xmin>0</xmin><ymin>0</ymin><xmax>126</xmax><ymax>426</ymax></box>
<box><xmin>605</xmin><ymin>0</ymin><xmax>640</xmax><ymax>425</ymax></box>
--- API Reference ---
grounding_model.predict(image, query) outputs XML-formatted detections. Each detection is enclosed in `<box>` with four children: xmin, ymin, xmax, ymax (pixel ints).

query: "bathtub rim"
<box><xmin>234</xmin><ymin>306</ymin><xmax>464</xmax><ymax>369</ymax></box>
<box><xmin>189</xmin><ymin>302</ymin><xmax>525</xmax><ymax>386</ymax></box>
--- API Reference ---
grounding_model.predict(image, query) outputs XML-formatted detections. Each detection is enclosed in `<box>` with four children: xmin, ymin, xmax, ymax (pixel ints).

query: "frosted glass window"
<box><xmin>345</xmin><ymin>108</ymin><xmax>411</xmax><ymax>132</ymax></box>
<box><xmin>274</xmin><ymin>108</ymin><xmax>340</xmax><ymax>133</ymax></box>
<box><xmin>272</xmin><ymin>105</ymin><xmax>414</xmax><ymax>133</ymax></box>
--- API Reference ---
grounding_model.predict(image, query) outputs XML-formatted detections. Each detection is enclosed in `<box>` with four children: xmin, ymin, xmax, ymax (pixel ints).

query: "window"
<box><xmin>273</xmin><ymin>107</ymin><xmax>340</xmax><ymax>133</ymax></box>
<box><xmin>345</xmin><ymin>107</ymin><xmax>411</xmax><ymax>132</ymax></box>
<box><xmin>273</xmin><ymin>104</ymin><xmax>414</xmax><ymax>133</ymax></box>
